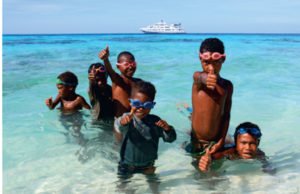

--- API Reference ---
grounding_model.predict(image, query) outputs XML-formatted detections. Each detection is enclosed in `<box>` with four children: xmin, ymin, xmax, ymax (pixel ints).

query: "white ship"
<box><xmin>140</xmin><ymin>20</ymin><xmax>186</xmax><ymax>34</ymax></box>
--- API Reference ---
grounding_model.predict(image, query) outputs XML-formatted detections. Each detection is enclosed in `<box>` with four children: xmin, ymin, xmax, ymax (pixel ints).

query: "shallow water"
<box><xmin>3</xmin><ymin>34</ymin><xmax>300</xmax><ymax>193</ymax></box>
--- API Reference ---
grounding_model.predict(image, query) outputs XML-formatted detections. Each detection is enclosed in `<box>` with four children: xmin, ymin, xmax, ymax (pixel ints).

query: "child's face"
<box><xmin>236</xmin><ymin>133</ymin><xmax>259</xmax><ymax>159</ymax></box>
<box><xmin>130</xmin><ymin>92</ymin><xmax>154</xmax><ymax>119</ymax></box>
<box><xmin>117</xmin><ymin>55</ymin><xmax>136</xmax><ymax>77</ymax></box>
<box><xmin>199</xmin><ymin>52</ymin><xmax>225</xmax><ymax>75</ymax></box>
<box><xmin>91</xmin><ymin>66</ymin><xmax>107</xmax><ymax>86</ymax></box>
<box><xmin>57</xmin><ymin>84</ymin><xmax>73</xmax><ymax>98</ymax></box>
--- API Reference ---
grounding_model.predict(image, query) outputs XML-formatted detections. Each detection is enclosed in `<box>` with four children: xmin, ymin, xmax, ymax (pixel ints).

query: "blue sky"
<box><xmin>3</xmin><ymin>0</ymin><xmax>300</xmax><ymax>34</ymax></box>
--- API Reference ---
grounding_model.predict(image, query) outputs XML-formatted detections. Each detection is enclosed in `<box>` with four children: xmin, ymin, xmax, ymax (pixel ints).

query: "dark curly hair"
<box><xmin>234</xmin><ymin>122</ymin><xmax>262</xmax><ymax>145</ymax></box>
<box><xmin>199</xmin><ymin>38</ymin><xmax>225</xmax><ymax>54</ymax></box>
<box><xmin>117</xmin><ymin>51</ymin><xmax>135</xmax><ymax>62</ymax></box>
<box><xmin>132</xmin><ymin>80</ymin><xmax>156</xmax><ymax>101</ymax></box>
<box><xmin>57</xmin><ymin>71</ymin><xmax>78</xmax><ymax>86</ymax></box>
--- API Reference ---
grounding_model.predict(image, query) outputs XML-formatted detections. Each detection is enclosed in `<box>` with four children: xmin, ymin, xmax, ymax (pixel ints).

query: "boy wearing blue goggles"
<box><xmin>114</xmin><ymin>80</ymin><xmax>176</xmax><ymax>177</ymax></box>
<box><xmin>199</xmin><ymin>122</ymin><xmax>266</xmax><ymax>172</ymax></box>
<box><xmin>129</xmin><ymin>99</ymin><xmax>156</xmax><ymax>110</ymax></box>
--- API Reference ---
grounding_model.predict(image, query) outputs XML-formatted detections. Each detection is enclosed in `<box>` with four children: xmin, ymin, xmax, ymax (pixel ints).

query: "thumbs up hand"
<box><xmin>99</xmin><ymin>46</ymin><xmax>110</xmax><ymax>60</ymax></box>
<box><xmin>120</xmin><ymin>107</ymin><xmax>137</xmax><ymax>125</ymax></box>
<box><xmin>45</xmin><ymin>96</ymin><xmax>53</xmax><ymax>109</ymax></box>
<box><xmin>206</xmin><ymin>66</ymin><xmax>217</xmax><ymax>90</ymax></box>
<box><xmin>198</xmin><ymin>147</ymin><xmax>213</xmax><ymax>172</ymax></box>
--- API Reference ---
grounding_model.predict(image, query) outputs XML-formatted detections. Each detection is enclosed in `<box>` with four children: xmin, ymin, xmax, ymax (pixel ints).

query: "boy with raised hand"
<box><xmin>88</xmin><ymin>62</ymin><xmax>114</xmax><ymax>121</ymax></box>
<box><xmin>99</xmin><ymin>46</ymin><xmax>141</xmax><ymax>117</ymax></box>
<box><xmin>114</xmin><ymin>80</ymin><xmax>176</xmax><ymax>176</ymax></box>
<box><xmin>188</xmin><ymin>38</ymin><xmax>233</xmax><ymax>156</ymax></box>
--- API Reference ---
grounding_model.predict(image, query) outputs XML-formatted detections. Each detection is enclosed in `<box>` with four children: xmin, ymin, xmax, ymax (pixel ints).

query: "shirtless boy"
<box><xmin>45</xmin><ymin>71</ymin><xmax>91</xmax><ymax>112</ymax></box>
<box><xmin>99</xmin><ymin>46</ymin><xmax>141</xmax><ymax>117</ymax></box>
<box><xmin>189</xmin><ymin>38</ymin><xmax>233</xmax><ymax>155</ymax></box>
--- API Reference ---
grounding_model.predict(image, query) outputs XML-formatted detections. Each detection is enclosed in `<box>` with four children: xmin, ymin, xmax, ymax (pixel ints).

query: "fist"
<box><xmin>155</xmin><ymin>120</ymin><xmax>171</xmax><ymax>131</ymax></box>
<box><xmin>45</xmin><ymin>97</ymin><xmax>53</xmax><ymax>108</ymax></box>
<box><xmin>206</xmin><ymin>73</ymin><xmax>217</xmax><ymax>90</ymax></box>
<box><xmin>198</xmin><ymin>149</ymin><xmax>212</xmax><ymax>172</ymax></box>
<box><xmin>98</xmin><ymin>46</ymin><xmax>109</xmax><ymax>60</ymax></box>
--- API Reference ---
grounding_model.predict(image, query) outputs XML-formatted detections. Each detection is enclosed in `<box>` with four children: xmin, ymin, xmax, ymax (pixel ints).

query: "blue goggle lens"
<box><xmin>237</xmin><ymin>127</ymin><xmax>262</xmax><ymax>138</ymax></box>
<box><xmin>129</xmin><ymin>99</ymin><xmax>156</xmax><ymax>109</ymax></box>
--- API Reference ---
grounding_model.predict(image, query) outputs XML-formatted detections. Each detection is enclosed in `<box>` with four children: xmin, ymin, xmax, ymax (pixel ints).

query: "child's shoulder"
<box><xmin>220</xmin><ymin>77</ymin><xmax>233</xmax><ymax>89</ymax></box>
<box><xmin>132</xmin><ymin>77</ymin><xmax>143</xmax><ymax>82</ymax></box>
<box><xmin>76</xmin><ymin>94</ymin><xmax>88</xmax><ymax>101</ymax></box>
<box><xmin>220</xmin><ymin>77</ymin><xmax>232</xmax><ymax>84</ymax></box>
<box><xmin>192</xmin><ymin>71</ymin><xmax>203</xmax><ymax>78</ymax></box>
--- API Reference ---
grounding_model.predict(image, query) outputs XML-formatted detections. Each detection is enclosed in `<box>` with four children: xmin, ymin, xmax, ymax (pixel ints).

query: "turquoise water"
<box><xmin>3</xmin><ymin>34</ymin><xmax>300</xmax><ymax>193</ymax></box>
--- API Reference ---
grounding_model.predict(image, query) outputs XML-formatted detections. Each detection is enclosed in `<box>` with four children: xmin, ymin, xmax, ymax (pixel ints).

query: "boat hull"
<box><xmin>141</xmin><ymin>31</ymin><xmax>186</xmax><ymax>34</ymax></box>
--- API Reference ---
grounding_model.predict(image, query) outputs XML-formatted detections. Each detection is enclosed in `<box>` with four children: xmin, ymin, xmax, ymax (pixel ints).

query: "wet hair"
<box><xmin>88</xmin><ymin>62</ymin><xmax>105</xmax><ymax>73</ymax></box>
<box><xmin>133</xmin><ymin>80</ymin><xmax>156</xmax><ymax>101</ymax></box>
<box><xmin>234</xmin><ymin>122</ymin><xmax>262</xmax><ymax>145</ymax></box>
<box><xmin>57</xmin><ymin>71</ymin><xmax>78</xmax><ymax>87</ymax></box>
<box><xmin>199</xmin><ymin>38</ymin><xmax>225</xmax><ymax>54</ymax></box>
<box><xmin>117</xmin><ymin>51</ymin><xmax>135</xmax><ymax>62</ymax></box>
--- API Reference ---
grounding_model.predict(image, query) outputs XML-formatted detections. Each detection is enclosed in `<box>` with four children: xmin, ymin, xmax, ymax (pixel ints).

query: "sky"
<box><xmin>3</xmin><ymin>0</ymin><xmax>300</xmax><ymax>34</ymax></box>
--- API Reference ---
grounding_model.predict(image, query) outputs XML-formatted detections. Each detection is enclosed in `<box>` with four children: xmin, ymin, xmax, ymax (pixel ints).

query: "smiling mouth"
<box><xmin>242</xmin><ymin>152</ymin><xmax>253</xmax><ymax>158</ymax></box>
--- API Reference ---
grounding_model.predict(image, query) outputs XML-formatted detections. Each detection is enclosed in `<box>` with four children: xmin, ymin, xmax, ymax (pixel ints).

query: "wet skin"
<box><xmin>192</xmin><ymin>54</ymin><xmax>233</xmax><ymax>144</ymax></box>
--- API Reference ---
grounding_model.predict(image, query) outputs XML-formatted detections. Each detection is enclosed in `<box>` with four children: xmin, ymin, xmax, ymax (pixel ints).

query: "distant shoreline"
<box><xmin>3</xmin><ymin>33</ymin><xmax>300</xmax><ymax>36</ymax></box>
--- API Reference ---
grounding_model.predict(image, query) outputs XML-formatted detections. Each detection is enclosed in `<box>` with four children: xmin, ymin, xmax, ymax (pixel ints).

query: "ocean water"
<box><xmin>3</xmin><ymin>33</ymin><xmax>300</xmax><ymax>193</ymax></box>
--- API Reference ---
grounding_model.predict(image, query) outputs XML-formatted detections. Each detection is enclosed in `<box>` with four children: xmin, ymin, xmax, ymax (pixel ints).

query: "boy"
<box><xmin>88</xmin><ymin>63</ymin><xmax>114</xmax><ymax>121</ymax></box>
<box><xmin>114</xmin><ymin>80</ymin><xmax>176</xmax><ymax>176</ymax></box>
<box><xmin>198</xmin><ymin>122</ymin><xmax>266</xmax><ymax>172</ymax></box>
<box><xmin>99</xmin><ymin>46</ymin><xmax>141</xmax><ymax>117</ymax></box>
<box><xmin>189</xmin><ymin>38</ymin><xmax>233</xmax><ymax>155</ymax></box>
<box><xmin>45</xmin><ymin>71</ymin><xmax>91</xmax><ymax>112</ymax></box>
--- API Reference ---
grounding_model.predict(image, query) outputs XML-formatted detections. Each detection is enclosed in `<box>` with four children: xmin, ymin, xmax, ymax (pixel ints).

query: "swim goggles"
<box><xmin>235</xmin><ymin>127</ymin><xmax>262</xmax><ymax>138</ymax></box>
<box><xmin>56</xmin><ymin>78</ymin><xmax>77</xmax><ymax>86</ymax></box>
<box><xmin>94</xmin><ymin>66</ymin><xmax>106</xmax><ymax>73</ymax></box>
<box><xmin>200</xmin><ymin>52</ymin><xmax>226</xmax><ymax>61</ymax></box>
<box><xmin>116</xmin><ymin>61</ymin><xmax>136</xmax><ymax>68</ymax></box>
<box><xmin>93</xmin><ymin>66</ymin><xmax>108</xmax><ymax>78</ymax></box>
<box><xmin>129</xmin><ymin>99</ymin><xmax>156</xmax><ymax>109</ymax></box>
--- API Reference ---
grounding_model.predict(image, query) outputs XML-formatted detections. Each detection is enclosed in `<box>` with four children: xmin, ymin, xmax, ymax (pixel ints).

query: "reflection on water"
<box><xmin>59</xmin><ymin>111</ymin><xmax>88</xmax><ymax>146</ymax></box>
<box><xmin>75</xmin><ymin>127</ymin><xmax>119</xmax><ymax>164</ymax></box>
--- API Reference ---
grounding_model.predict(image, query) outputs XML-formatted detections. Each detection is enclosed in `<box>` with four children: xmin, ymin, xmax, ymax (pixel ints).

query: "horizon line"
<box><xmin>3</xmin><ymin>32</ymin><xmax>300</xmax><ymax>36</ymax></box>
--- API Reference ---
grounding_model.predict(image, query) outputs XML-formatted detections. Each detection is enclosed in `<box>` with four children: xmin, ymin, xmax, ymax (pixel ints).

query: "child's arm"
<box><xmin>193</xmin><ymin>71</ymin><xmax>205</xmax><ymax>89</ymax></box>
<box><xmin>198</xmin><ymin>147</ymin><xmax>235</xmax><ymax>172</ymax></box>
<box><xmin>210</xmin><ymin>81</ymin><xmax>233</xmax><ymax>154</ymax></box>
<box><xmin>98</xmin><ymin>46</ymin><xmax>124</xmax><ymax>85</ymax></box>
<box><xmin>114</xmin><ymin>108</ymin><xmax>136</xmax><ymax>133</ymax></box>
<box><xmin>155</xmin><ymin>120</ymin><xmax>177</xmax><ymax>142</ymax></box>
<box><xmin>88</xmin><ymin>79</ymin><xmax>97</xmax><ymax>106</ymax></box>
<box><xmin>45</xmin><ymin>95</ymin><xmax>61</xmax><ymax>110</ymax></box>
<box><xmin>79</xmin><ymin>96</ymin><xmax>91</xmax><ymax>110</ymax></box>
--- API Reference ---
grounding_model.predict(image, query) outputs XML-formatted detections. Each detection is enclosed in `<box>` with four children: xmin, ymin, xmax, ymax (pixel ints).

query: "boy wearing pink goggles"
<box><xmin>188</xmin><ymin>38</ymin><xmax>234</xmax><ymax>162</ymax></box>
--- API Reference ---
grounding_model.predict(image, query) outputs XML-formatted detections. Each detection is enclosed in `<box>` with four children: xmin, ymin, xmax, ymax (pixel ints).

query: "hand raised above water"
<box><xmin>98</xmin><ymin>46</ymin><xmax>110</xmax><ymax>60</ymax></box>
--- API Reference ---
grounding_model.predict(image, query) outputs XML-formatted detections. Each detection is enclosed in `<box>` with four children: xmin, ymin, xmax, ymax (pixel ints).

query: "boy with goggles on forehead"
<box><xmin>99</xmin><ymin>46</ymin><xmax>141</xmax><ymax>118</ymax></box>
<box><xmin>45</xmin><ymin>71</ymin><xmax>91</xmax><ymax>112</ymax></box>
<box><xmin>114</xmin><ymin>80</ymin><xmax>176</xmax><ymax>176</ymax></box>
<box><xmin>88</xmin><ymin>63</ymin><xmax>114</xmax><ymax>121</ymax></box>
<box><xmin>198</xmin><ymin>122</ymin><xmax>267</xmax><ymax>172</ymax></box>
<box><xmin>188</xmin><ymin>38</ymin><xmax>233</xmax><ymax>158</ymax></box>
